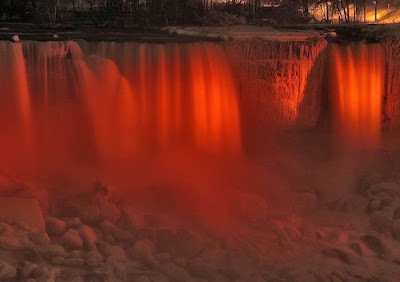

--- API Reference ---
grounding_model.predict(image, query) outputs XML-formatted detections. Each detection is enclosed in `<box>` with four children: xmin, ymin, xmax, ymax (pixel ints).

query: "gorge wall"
<box><xmin>226</xmin><ymin>37</ymin><xmax>328</xmax><ymax>132</ymax></box>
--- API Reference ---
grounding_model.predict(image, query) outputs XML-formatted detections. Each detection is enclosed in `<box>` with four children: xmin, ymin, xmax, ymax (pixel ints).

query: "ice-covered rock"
<box><xmin>51</xmin><ymin>256</ymin><xmax>64</xmax><ymax>265</ymax></box>
<box><xmin>98</xmin><ymin>198</ymin><xmax>121</xmax><ymax>223</ymax></box>
<box><xmin>62</xmin><ymin>229</ymin><xmax>83</xmax><ymax>250</ymax></box>
<box><xmin>35</xmin><ymin>267</ymin><xmax>60</xmax><ymax>281</ymax></box>
<box><xmin>63</xmin><ymin>257</ymin><xmax>85</xmax><ymax>267</ymax></box>
<box><xmin>370</xmin><ymin>210</ymin><xmax>392</xmax><ymax>233</ymax></box>
<box><xmin>65</xmin><ymin>217</ymin><xmax>81</xmax><ymax>229</ymax></box>
<box><xmin>130</xmin><ymin>239</ymin><xmax>157</xmax><ymax>266</ymax></box>
<box><xmin>11</xmin><ymin>35</ymin><xmax>19</xmax><ymax>42</ymax></box>
<box><xmin>21</xmin><ymin>261</ymin><xmax>38</xmax><ymax>278</ymax></box>
<box><xmin>367</xmin><ymin>182</ymin><xmax>400</xmax><ymax>198</ymax></box>
<box><xmin>0</xmin><ymin>222</ymin><xmax>14</xmax><ymax>233</ymax></box>
<box><xmin>0</xmin><ymin>261</ymin><xmax>17</xmax><ymax>280</ymax></box>
<box><xmin>29</xmin><ymin>231</ymin><xmax>51</xmax><ymax>246</ymax></box>
<box><xmin>393</xmin><ymin>219</ymin><xmax>400</xmax><ymax>239</ymax></box>
<box><xmin>0</xmin><ymin>230</ymin><xmax>20</xmax><ymax>250</ymax></box>
<box><xmin>45</xmin><ymin>217</ymin><xmax>66</xmax><ymax>236</ymax></box>
<box><xmin>188</xmin><ymin>257</ymin><xmax>217</xmax><ymax>280</ymax></box>
<box><xmin>100</xmin><ymin>244</ymin><xmax>127</xmax><ymax>262</ymax></box>
<box><xmin>0</xmin><ymin>197</ymin><xmax>45</xmax><ymax>232</ymax></box>
<box><xmin>155</xmin><ymin>252</ymin><xmax>171</xmax><ymax>263</ymax></box>
<box><xmin>60</xmin><ymin>194</ymin><xmax>121</xmax><ymax>225</ymax></box>
<box><xmin>85</xmin><ymin>250</ymin><xmax>104</xmax><ymax>267</ymax></box>
<box><xmin>37</xmin><ymin>244</ymin><xmax>66</xmax><ymax>259</ymax></box>
<box><xmin>235</xmin><ymin>191</ymin><xmax>267</xmax><ymax>222</ymax></box>
<box><xmin>160</xmin><ymin>262</ymin><xmax>192</xmax><ymax>282</ymax></box>
<box><xmin>322</xmin><ymin>248</ymin><xmax>352</xmax><ymax>264</ymax></box>
<box><xmin>118</xmin><ymin>206</ymin><xmax>145</xmax><ymax>232</ymax></box>
<box><xmin>99</xmin><ymin>220</ymin><xmax>134</xmax><ymax>244</ymax></box>
<box><xmin>360</xmin><ymin>235</ymin><xmax>386</xmax><ymax>259</ymax></box>
<box><xmin>77</xmin><ymin>224</ymin><xmax>97</xmax><ymax>250</ymax></box>
<box><xmin>99</xmin><ymin>220</ymin><xmax>118</xmax><ymax>236</ymax></box>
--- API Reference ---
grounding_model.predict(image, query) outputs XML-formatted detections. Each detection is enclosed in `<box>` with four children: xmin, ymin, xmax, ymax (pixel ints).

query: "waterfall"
<box><xmin>0</xmin><ymin>41</ymin><xmax>242</xmax><ymax>170</ymax></box>
<box><xmin>328</xmin><ymin>43</ymin><xmax>385</xmax><ymax>149</ymax></box>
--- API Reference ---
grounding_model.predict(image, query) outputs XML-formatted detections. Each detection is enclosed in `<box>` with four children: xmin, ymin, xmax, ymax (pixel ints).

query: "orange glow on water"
<box><xmin>0</xmin><ymin>41</ymin><xmax>242</xmax><ymax>171</ymax></box>
<box><xmin>329</xmin><ymin>43</ymin><xmax>384</xmax><ymax>149</ymax></box>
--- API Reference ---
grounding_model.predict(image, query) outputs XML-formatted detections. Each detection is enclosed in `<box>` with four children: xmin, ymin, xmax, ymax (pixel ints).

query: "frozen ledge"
<box><xmin>165</xmin><ymin>25</ymin><xmax>323</xmax><ymax>41</ymax></box>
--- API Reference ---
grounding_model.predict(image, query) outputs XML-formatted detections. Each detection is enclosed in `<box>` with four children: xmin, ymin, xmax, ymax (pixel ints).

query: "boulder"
<box><xmin>35</xmin><ymin>267</ymin><xmax>60</xmax><ymax>281</ymax></box>
<box><xmin>235</xmin><ymin>191</ymin><xmax>267</xmax><ymax>222</ymax></box>
<box><xmin>98</xmin><ymin>198</ymin><xmax>121</xmax><ymax>223</ymax></box>
<box><xmin>78</xmin><ymin>225</ymin><xmax>97</xmax><ymax>250</ymax></box>
<box><xmin>160</xmin><ymin>262</ymin><xmax>192</xmax><ymax>282</ymax></box>
<box><xmin>99</xmin><ymin>221</ymin><xmax>119</xmax><ymax>236</ymax></box>
<box><xmin>360</xmin><ymin>235</ymin><xmax>386</xmax><ymax>259</ymax></box>
<box><xmin>321</xmin><ymin>248</ymin><xmax>352</xmax><ymax>264</ymax></box>
<box><xmin>100</xmin><ymin>244</ymin><xmax>127</xmax><ymax>262</ymax></box>
<box><xmin>118</xmin><ymin>206</ymin><xmax>145</xmax><ymax>232</ymax></box>
<box><xmin>0</xmin><ymin>231</ymin><xmax>20</xmax><ymax>250</ymax></box>
<box><xmin>51</xmin><ymin>256</ymin><xmax>64</xmax><ymax>265</ymax></box>
<box><xmin>0</xmin><ymin>197</ymin><xmax>45</xmax><ymax>232</ymax></box>
<box><xmin>0</xmin><ymin>222</ymin><xmax>14</xmax><ymax>233</ymax></box>
<box><xmin>393</xmin><ymin>219</ymin><xmax>400</xmax><ymax>239</ymax></box>
<box><xmin>61</xmin><ymin>196</ymin><xmax>100</xmax><ymax>225</ymax></box>
<box><xmin>37</xmin><ymin>244</ymin><xmax>66</xmax><ymax>260</ymax></box>
<box><xmin>99</xmin><ymin>220</ymin><xmax>134</xmax><ymax>244</ymax></box>
<box><xmin>370</xmin><ymin>211</ymin><xmax>392</xmax><ymax>233</ymax></box>
<box><xmin>21</xmin><ymin>261</ymin><xmax>38</xmax><ymax>278</ymax></box>
<box><xmin>0</xmin><ymin>261</ymin><xmax>17</xmax><ymax>280</ymax></box>
<box><xmin>131</xmin><ymin>239</ymin><xmax>157</xmax><ymax>266</ymax></box>
<box><xmin>85</xmin><ymin>250</ymin><xmax>104</xmax><ymax>267</ymax></box>
<box><xmin>368</xmin><ymin>182</ymin><xmax>400</xmax><ymax>198</ymax></box>
<box><xmin>62</xmin><ymin>229</ymin><xmax>83</xmax><ymax>250</ymax></box>
<box><xmin>29</xmin><ymin>232</ymin><xmax>51</xmax><ymax>246</ymax></box>
<box><xmin>63</xmin><ymin>258</ymin><xmax>85</xmax><ymax>267</ymax></box>
<box><xmin>45</xmin><ymin>217</ymin><xmax>66</xmax><ymax>236</ymax></box>
<box><xmin>65</xmin><ymin>217</ymin><xmax>81</xmax><ymax>229</ymax></box>
<box><xmin>60</xmin><ymin>195</ymin><xmax>121</xmax><ymax>225</ymax></box>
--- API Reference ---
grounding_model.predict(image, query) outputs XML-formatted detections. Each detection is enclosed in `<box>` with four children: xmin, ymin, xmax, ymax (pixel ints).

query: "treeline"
<box><xmin>0</xmin><ymin>0</ymin><xmax>385</xmax><ymax>27</ymax></box>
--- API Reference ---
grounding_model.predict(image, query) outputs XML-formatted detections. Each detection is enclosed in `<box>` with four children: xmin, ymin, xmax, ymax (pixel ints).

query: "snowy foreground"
<box><xmin>1</xmin><ymin>171</ymin><xmax>400</xmax><ymax>282</ymax></box>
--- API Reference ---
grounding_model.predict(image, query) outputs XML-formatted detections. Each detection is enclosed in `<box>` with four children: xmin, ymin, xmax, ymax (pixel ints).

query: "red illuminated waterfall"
<box><xmin>329</xmin><ymin>44</ymin><xmax>385</xmax><ymax>149</ymax></box>
<box><xmin>0</xmin><ymin>41</ymin><xmax>241</xmax><ymax>170</ymax></box>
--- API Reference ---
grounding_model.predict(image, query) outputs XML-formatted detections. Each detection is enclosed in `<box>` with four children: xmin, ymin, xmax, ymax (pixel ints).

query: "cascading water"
<box><xmin>328</xmin><ymin>43</ymin><xmax>385</xmax><ymax>149</ymax></box>
<box><xmin>0</xmin><ymin>41</ymin><xmax>242</xmax><ymax>171</ymax></box>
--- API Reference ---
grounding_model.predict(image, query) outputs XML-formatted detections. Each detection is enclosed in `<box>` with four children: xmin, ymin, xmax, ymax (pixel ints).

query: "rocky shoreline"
<box><xmin>1</xmin><ymin>167</ymin><xmax>400</xmax><ymax>281</ymax></box>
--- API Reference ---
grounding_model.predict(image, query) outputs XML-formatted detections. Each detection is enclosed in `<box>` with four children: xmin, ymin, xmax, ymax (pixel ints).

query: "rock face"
<box><xmin>0</xmin><ymin>197</ymin><xmax>45</xmax><ymax>232</ymax></box>
<box><xmin>226</xmin><ymin>38</ymin><xmax>327</xmax><ymax>135</ymax></box>
<box><xmin>384</xmin><ymin>38</ymin><xmax>400</xmax><ymax>129</ymax></box>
